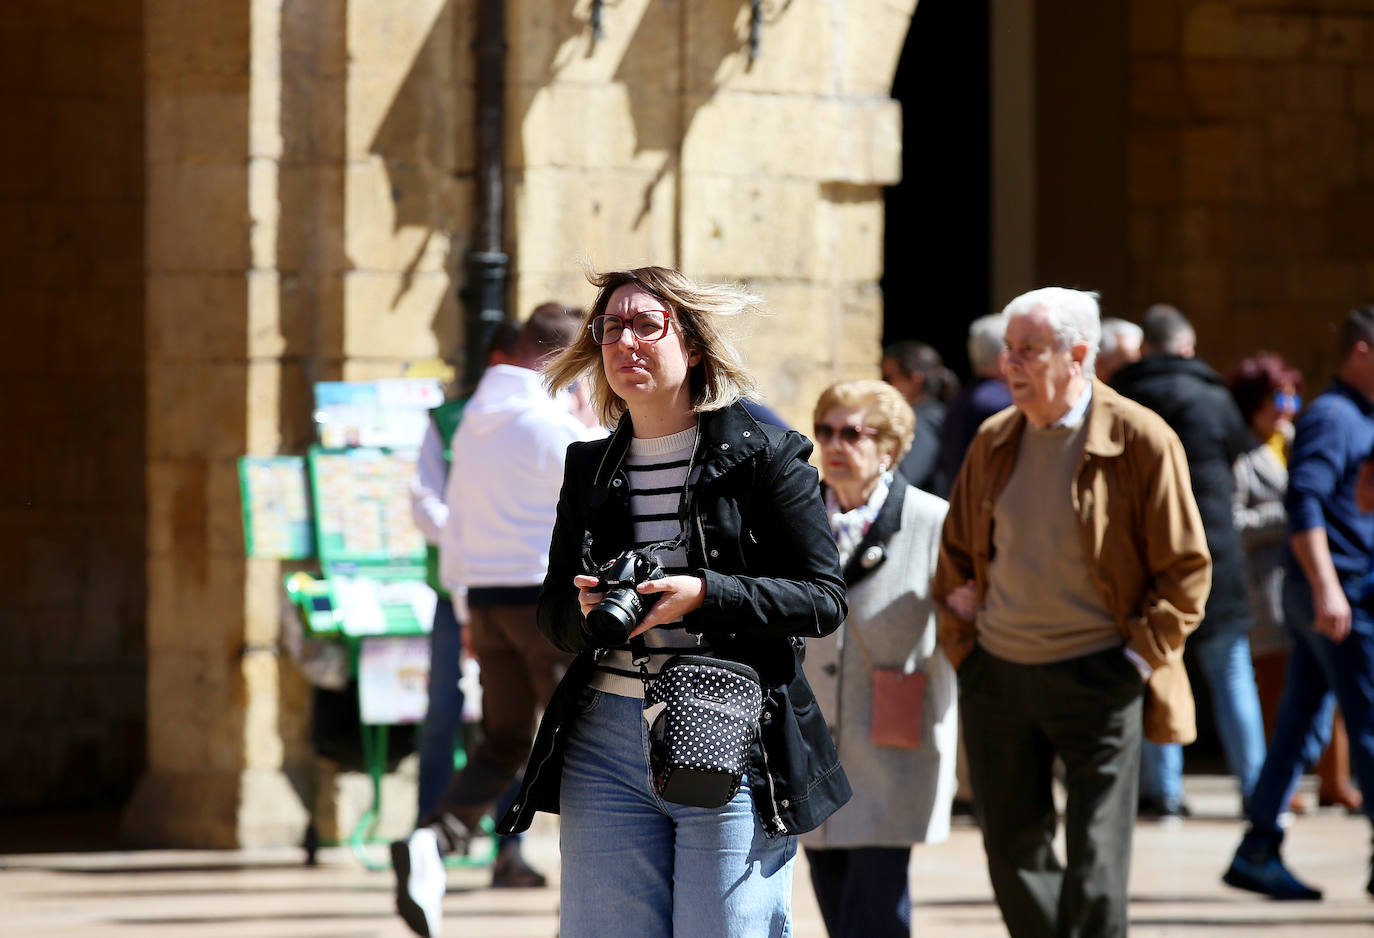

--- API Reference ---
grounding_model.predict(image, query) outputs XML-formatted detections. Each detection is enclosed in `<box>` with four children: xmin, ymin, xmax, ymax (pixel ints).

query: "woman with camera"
<box><xmin>498</xmin><ymin>265</ymin><xmax>849</xmax><ymax>937</ymax></box>
<box><xmin>800</xmin><ymin>379</ymin><xmax>957</xmax><ymax>938</ymax></box>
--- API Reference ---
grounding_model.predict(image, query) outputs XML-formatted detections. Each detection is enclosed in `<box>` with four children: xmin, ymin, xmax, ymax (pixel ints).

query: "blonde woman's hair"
<box><xmin>542</xmin><ymin>265</ymin><xmax>761</xmax><ymax>426</ymax></box>
<box><xmin>812</xmin><ymin>379</ymin><xmax>915</xmax><ymax>466</ymax></box>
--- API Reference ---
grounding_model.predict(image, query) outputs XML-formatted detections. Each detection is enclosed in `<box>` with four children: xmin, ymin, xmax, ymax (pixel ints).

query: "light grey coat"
<box><xmin>801</xmin><ymin>482</ymin><xmax>958</xmax><ymax>848</ymax></box>
<box><xmin>1233</xmin><ymin>442</ymin><xmax>1289</xmax><ymax>653</ymax></box>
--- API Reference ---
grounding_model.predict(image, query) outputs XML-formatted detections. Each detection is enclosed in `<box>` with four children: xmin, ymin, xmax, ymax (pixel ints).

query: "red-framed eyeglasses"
<box><xmin>589</xmin><ymin>309</ymin><xmax>672</xmax><ymax>345</ymax></box>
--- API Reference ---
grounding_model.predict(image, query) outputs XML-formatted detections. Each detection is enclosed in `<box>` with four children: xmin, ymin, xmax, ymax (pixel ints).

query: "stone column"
<box><xmin>124</xmin><ymin>0</ymin><xmax>309</xmax><ymax>848</ymax></box>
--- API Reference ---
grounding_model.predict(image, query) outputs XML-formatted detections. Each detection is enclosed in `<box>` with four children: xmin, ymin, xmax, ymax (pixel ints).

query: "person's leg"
<box><xmin>1043</xmin><ymin>648</ymin><xmax>1143</xmax><ymax>938</ymax></box>
<box><xmin>670</xmin><ymin>774</ymin><xmax>796</xmax><ymax>938</ymax></box>
<box><xmin>1225</xmin><ymin>577</ymin><xmax>1333</xmax><ymax>901</ymax></box>
<box><xmin>805</xmin><ymin>847</ymin><xmax>849</xmax><ymax>938</ymax></box>
<box><xmin>1304</xmin><ymin>611</ymin><xmax>1374</xmax><ymax>825</ymax></box>
<box><xmin>481</xmin><ymin>604</ymin><xmax>573</xmax><ymax>885</ymax></box>
<box><xmin>1193</xmin><ymin>630</ymin><xmax>1267</xmax><ymax>803</ymax></box>
<box><xmin>804</xmin><ymin>846</ymin><xmax>910</xmax><ymax>938</ymax></box>
<box><xmin>1137</xmin><ymin>741</ymin><xmax>1182</xmax><ymax>814</ymax></box>
<box><xmin>421</xmin><ymin>604</ymin><xmax>537</xmax><ymax>850</ymax></box>
<box><xmin>960</xmin><ymin>649</ymin><xmax>1060</xmax><ymax>938</ymax></box>
<box><xmin>559</xmin><ymin>690</ymin><xmax>674</xmax><ymax>938</ymax></box>
<box><xmin>1238</xmin><ymin>578</ymin><xmax>1336</xmax><ymax>857</ymax></box>
<box><xmin>417</xmin><ymin>596</ymin><xmax>464</xmax><ymax>818</ymax></box>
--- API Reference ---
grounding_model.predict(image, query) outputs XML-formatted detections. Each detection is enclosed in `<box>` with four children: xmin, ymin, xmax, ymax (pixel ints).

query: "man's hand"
<box><xmin>1312</xmin><ymin>580</ymin><xmax>1353</xmax><ymax>642</ymax></box>
<box><xmin>943</xmin><ymin>579</ymin><xmax>981</xmax><ymax>620</ymax></box>
<box><xmin>1291</xmin><ymin>527</ymin><xmax>1354</xmax><ymax>643</ymax></box>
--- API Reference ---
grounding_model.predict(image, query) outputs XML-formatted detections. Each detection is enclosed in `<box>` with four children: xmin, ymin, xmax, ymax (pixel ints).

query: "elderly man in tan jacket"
<box><xmin>933</xmin><ymin>286</ymin><xmax>1211</xmax><ymax>938</ymax></box>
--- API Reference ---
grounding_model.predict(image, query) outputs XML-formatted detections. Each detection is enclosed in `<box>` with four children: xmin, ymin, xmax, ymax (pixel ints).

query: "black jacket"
<box><xmin>497</xmin><ymin>401</ymin><xmax>852</xmax><ymax>838</ymax></box>
<box><xmin>1112</xmin><ymin>355</ymin><xmax>1255</xmax><ymax>638</ymax></box>
<box><xmin>898</xmin><ymin>397</ymin><xmax>947</xmax><ymax>496</ymax></box>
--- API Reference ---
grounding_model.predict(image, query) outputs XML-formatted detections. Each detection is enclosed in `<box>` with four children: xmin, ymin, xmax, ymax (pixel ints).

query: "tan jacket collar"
<box><xmin>987</xmin><ymin>379</ymin><xmax>1125</xmax><ymax>458</ymax></box>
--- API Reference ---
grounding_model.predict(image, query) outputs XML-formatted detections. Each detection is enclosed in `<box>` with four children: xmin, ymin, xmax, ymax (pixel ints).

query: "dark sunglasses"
<box><xmin>1274</xmin><ymin>391</ymin><xmax>1301</xmax><ymax>412</ymax></box>
<box><xmin>589</xmin><ymin>309</ymin><xmax>672</xmax><ymax>345</ymax></box>
<box><xmin>813</xmin><ymin>423</ymin><xmax>881</xmax><ymax>445</ymax></box>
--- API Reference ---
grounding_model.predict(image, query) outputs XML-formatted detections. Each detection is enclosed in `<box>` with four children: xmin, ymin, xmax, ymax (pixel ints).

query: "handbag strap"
<box><xmin>629</xmin><ymin>634</ymin><xmax>654</xmax><ymax>692</ymax></box>
<box><xmin>846</xmin><ymin>623</ymin><xmax>921</xmax><ymax>675</ymax></box>
<box><xmin>845</xmin><ymin>622</ymin><xmax>876</xmax><ymax>672</ymax></box>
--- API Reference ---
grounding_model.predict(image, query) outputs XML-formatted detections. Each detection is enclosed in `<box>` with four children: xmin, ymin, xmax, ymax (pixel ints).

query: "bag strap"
<box><xmin>630</xmin><ymin>634</ymin><xmax>654</xmax><ymax>691</ymax></box>
<box><xmin>845</xmin><ymin>622</ymin><xmax>876</xmax><ymax>672</ymax></box>
<box><xmin>845</xmin><ymin>623</ymin><xmax>921</xmax><ymax>675</ymax></box>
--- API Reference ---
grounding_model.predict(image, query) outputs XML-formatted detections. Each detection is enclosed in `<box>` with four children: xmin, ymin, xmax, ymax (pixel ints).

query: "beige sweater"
<box><xmin>977</xmin><ymin>419</ymin><xmax>1120</xmax><ymax>664</ymax></box>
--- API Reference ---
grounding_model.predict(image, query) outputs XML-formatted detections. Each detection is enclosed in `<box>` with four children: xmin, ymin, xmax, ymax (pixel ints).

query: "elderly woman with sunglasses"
<box><xmin>801</xmin><ymin>378</ymin><xmax>958</xmax><ymax>938</ymax></box>
<box><xmin>496</xmin><ymin>266</ymin><xmax>850</xmax><ymax>938</ymax></box>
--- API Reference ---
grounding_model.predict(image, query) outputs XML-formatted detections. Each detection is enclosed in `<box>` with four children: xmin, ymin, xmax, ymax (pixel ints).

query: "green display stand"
<box><xmin>263</xmin><ymin>441</ymin><xmax>496</xmax><ymax>871</ymax></box>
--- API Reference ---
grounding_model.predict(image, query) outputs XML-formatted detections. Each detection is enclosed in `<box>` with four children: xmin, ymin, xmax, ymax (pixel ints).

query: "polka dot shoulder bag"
<box><xmin>641</xmin><ymin>653</ymin><xmax>764</xmax><ymax>809</ymax></box>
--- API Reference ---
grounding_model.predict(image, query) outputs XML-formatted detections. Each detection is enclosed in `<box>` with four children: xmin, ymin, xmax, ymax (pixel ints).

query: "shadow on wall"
<box><xmin>365</xmin><ymin>0</ymin><xmax>762</xmax><ymax>309</ymax></box>
<box><xmin>363</xmin><ymin>0</ymin><xmax>466</xmax><ymax>360</ymax></box>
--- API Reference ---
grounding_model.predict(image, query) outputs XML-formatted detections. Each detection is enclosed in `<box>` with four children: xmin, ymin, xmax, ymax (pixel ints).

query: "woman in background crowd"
<box><xmin>1230</xmin><ymin>352</ymin><xmax>1360</xmax><ymax>814</ymax></box>
<box><xmin>801</xmin><ymin>379</ymin><xmax>958</xmax><ymax>938</ymax></box>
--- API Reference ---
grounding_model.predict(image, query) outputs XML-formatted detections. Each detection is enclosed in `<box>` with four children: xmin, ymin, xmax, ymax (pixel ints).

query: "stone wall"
<box><xmin>509</xmin><ymin>0</ymin><xmax>915</xmax><ymax>430</ymax></box>
<box><xmin>123</xmin><ymin>0</ymin><xmax>313</xmax><ymax>848</ymax></box>
<box><xmin>127</xmin><ymin>0</ymin><xmax>473</xmax><ymax>847</ymax></box>
<box><xmin>0</xmin><ymin>0</ymin><xmax>146</xmax><ymax>811</ymax></box>
<box><xmin>1128</xmin><ymin>0</ymin><xmax>1374</xmax><ymax>379</ymax></box>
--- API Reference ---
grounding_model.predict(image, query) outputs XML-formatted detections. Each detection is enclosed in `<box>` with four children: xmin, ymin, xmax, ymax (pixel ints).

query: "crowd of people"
<box><xmin>385</xmin><ymin>265</ymin><xmax>1373</xmax><ymax>938</ymax></box>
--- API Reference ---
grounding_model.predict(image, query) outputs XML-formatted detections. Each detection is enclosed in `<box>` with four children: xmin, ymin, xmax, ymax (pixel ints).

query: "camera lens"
<box><xmin>584</xmin><ymin>588</ymin><xmax>642</xmax><ymax>647</ymax></box>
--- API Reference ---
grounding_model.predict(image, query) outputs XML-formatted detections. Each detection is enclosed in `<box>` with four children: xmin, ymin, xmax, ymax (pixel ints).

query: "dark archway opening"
<box><xmin>882</xmin><ymin>0</ymin><xmax>991</xmax><ymax>379</ymax></box>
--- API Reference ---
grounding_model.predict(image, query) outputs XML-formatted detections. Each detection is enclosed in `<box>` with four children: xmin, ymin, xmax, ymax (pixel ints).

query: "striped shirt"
<box><xmin>590</xmin><ymin>425</ymin><xmax>710</xmax><ymax>698</ymax></box>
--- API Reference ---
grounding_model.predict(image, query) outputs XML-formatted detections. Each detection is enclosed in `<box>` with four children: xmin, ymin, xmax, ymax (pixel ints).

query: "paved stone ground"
<box><xmin>3</xmin><ymin>777</ymin><xmax>1371</xmax><ymax>937</ymax></box>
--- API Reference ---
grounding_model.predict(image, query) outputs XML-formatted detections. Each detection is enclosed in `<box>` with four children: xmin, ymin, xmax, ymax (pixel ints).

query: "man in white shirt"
<box><xmin>393</xmin><ymin>304</ymin><xmax>601</xmax><ymax>937</ymax></box>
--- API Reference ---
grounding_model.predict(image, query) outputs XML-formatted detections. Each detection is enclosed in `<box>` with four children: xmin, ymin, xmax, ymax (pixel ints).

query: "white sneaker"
<box><xmin>391</xmin><ymin>828</ymin><xmax>445</xmax><ymax>937</ymax></box>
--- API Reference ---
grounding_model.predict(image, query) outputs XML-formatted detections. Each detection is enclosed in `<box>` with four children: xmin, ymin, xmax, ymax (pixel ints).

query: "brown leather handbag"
<box><xmin>848</xmin><ymin>625</ymin><xmax>925</xmax><ymax>750</ymax></box>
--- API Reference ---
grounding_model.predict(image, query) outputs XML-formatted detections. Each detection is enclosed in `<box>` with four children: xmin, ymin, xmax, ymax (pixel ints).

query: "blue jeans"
<box><xmin>1139</xmin><ymin>629</ymin><xmax>1267</xmax><ymax>805</ymax></box>
<box><xmin>805</xmin><ymin>846</ymin><xmax>911</xmax><ymax>938</ymax></box>
<box><xmin>1240</xmin><ymin>572</ymin><xmax>1374</xmax><ymax>857</ymax></box>
<box><xmin>559</xmin><ymin>689</ymin><xmax>796</xmax><ymax>938</ymax></box>
<box><xmin>418</xmin><ymin>596</ymin><xmax>464</xmax><ymax>817</ymax></box>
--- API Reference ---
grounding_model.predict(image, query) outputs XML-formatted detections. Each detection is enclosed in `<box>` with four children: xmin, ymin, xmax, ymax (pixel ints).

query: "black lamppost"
<box><xmin>462</xmin><ymin>0</ymin><xmax>510</xmax><ymax>393</ymax></box>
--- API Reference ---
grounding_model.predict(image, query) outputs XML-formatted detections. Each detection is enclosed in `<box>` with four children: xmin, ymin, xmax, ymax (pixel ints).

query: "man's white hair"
<box><xmin>1099</xmin><ymin>318</ymin><xmax>1143</xmax><ymax>356</ymax></box>
<box><xmin>967</xmin><ymin>314</ymin><xmax>1009</xmax><ymax>374</ymax></box>
<box><xmin>1002</xmin><ymin>287</ymin><xmax>1102</xmax><ymax>377</ymax></box>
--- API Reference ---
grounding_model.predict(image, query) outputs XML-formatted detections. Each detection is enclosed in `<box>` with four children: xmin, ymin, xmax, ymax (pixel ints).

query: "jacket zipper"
<box><xmin>757</xmin><ymin>723</ymin><xmax>788</xmax><ymax>835</ymax></box>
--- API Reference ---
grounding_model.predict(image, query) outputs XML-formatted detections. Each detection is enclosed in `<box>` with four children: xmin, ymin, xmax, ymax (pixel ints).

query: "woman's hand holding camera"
<box><xmin>571</xmin><ymin>573</ymin><xmax>706</xmax><ymax>639</ymax></box>
<box><xmin>572</xmin><ymin>574</ymin><xmax>606</xmax><ymax>619</ymax></box>
<box><xmin>630</xmin><ymin>575</ymin><xmax>705</xmax><ymax>636</ymax></box>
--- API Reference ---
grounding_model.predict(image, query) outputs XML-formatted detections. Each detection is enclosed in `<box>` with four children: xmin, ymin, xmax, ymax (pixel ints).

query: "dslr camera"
<box><xmin>583</xmin><ymin>548</ymin><xmax>665</xmax><ymax>647</ymax></box>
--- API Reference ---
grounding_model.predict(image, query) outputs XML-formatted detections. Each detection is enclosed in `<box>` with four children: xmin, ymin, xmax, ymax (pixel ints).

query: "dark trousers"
<box><xmin>960</xmin><ymin>645</ymin><xmax>1144</xmax><ymax>938</ymax></box>
<box><xmin>805</xmin><ymin>845</ymin><xmax>911</xmax><ymax>938</ymax></box>
<box><xmin>1240</xmin><ymin>572</ymin><xmax>1374</xmax><ymax>858</ymax></box>
<box><xmin>421</xmin><ymin>602</ymin><xmax>572</xmax><ymax>852</ymax></box>
<box><xmin>417</xmin><ymin>595</ymin><xmax>464</xmax><ymax>817</ymax></box>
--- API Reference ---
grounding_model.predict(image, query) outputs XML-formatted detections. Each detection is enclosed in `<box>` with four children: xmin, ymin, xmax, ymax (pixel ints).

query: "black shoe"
<box><xmin>1138</xmin><ymin>796</ymin><xmax>1191</xmax><ymax>825</ymax></box>
<box><xmin>1223</xmin><ymin>852</ymin><xmax>1322</xmax><ymax>901</ymax></box>
<box><xmin>490</xmin><ymin>842</ymin><xmax>548</xmax><ymax>889</ymax></box>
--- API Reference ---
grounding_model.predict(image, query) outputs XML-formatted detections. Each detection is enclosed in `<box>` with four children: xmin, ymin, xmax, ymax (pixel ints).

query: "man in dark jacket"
<box><xmin>882</xmin><ymin>340</ymin><xmax>956</xmax><ymax>495</ymax></box>
<box><xmin>1111</xmin><ymin>304</ymin><xmax>1265</xmax><ymax>820</ymax></box>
